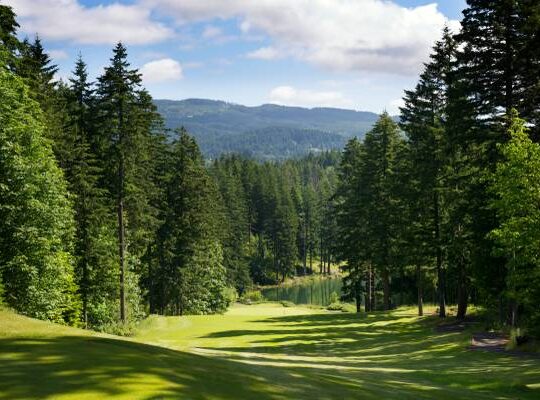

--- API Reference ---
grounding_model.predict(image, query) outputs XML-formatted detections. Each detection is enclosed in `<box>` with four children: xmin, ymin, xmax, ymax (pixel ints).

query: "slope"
<box><xmin>1</xmin><ymin>305</ymin><xmax>539</xmax><ymax>399</ymax></box>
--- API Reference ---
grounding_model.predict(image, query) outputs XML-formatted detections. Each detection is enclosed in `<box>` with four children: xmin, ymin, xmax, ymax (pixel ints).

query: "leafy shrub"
<box><xmin>222</xmin><ymin>287</ymin><xmax>238</xmax><ymax>305</ymax></box>
<box><xmin>99</xmin><ymin>320</ymin><xmax>140</xmax><ymax>337</ymax></box>
<box><xmin>329</xmin><ymin>291</ymin><xmax>340</xmax><ymax>304</ymax></box>
<box><xmin>327</xmin><ymin>302</ymin><xmax>345</xmax><ymax>311</ymax></box>
<box><xmin>239</xmin><ymin>290</ymin><xmax>264</xmax><ymax>304</ymax></box>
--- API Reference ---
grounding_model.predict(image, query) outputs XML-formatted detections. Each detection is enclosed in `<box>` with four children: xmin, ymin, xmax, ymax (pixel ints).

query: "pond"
<box><xmin>261</xmin><ymin>277</ymin><xmax>343</xmax><ymax>306</ymax></box>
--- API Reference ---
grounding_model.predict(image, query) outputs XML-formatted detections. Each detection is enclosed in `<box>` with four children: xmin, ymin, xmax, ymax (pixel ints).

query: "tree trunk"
<box><xmin>434</xmin><ymin>191</ymin><xmax>446</xmax><ymax>318</ymax></box>
<box><xmin>416</xmin><ymin>265</ymin><xmax>423</xmax><ymax>317</ymax></box>
<box><xmin>302</xmin><ymin>218</ymin><xmax>307</xmax><ymax>275</ymax></box>
<box><xmin>118</xmin><ymin>173</ymin><xmax>126</xmax><ymax>323</ymax></box>
<box><xmin>456</xmin><ymin>259</ymin><xmax>468</xmax><ymax>320</ymax></box>
<box><xmin>382</xmin><ymin>268</ymin><xmax>390</xmax><ymax>310</ymax></box>
<box><xmin>365</xmin><ymin>265</ymin><xmax>371</xmax><ymax>312</ymax></box>
<box><xmin>370</xmin><ymin>268</ymin><xmax>376</xmax><ymax>311</ymax></box>
<box><xmin>319</xmin><ymin>235</ymin><xmax>323</xmax><ymax>275</ymax></box>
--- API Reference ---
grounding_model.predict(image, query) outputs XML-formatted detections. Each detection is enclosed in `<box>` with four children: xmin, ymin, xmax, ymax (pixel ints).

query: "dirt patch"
<box><xmin>468</xmin><ymin>332</ymin><xmax>540</xmax><ymax>358</ymax></box>
<box><xmin>470</xmin><ymin>332</ymin><xmax>509</xmax><ymax>351</ymax></box>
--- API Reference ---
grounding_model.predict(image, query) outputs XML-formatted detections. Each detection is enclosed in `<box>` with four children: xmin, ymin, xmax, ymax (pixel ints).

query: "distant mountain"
<box><xmin>154</xmin><ymin>99</ymin><xmax>383</xmax><ymax>160</ymax></box>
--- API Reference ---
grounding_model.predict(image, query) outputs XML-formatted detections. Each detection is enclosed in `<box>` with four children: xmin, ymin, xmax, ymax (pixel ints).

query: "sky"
<box><xmin>5</xmin><ymin>0</ymin><xmax>467</xmax><ymax>114</ymax></box>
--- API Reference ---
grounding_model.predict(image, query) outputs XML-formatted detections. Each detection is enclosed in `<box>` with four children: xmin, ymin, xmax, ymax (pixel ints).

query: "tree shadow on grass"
<box><xmin>198</xmin><ymin>311</ymin><xmax>540</xmax><ymax>399</ymax></box>
<box><xmin>2</xmin><ymin>311</ymin><xmax>540</xmax><ymax>399</ymax></box>
<box><xmin>0</xmin><ymin>335</ymin><xmax>307</xmax><ymax>400</ymax></box>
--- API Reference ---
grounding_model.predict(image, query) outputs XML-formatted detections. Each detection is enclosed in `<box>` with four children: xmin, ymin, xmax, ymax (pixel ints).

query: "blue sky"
<box><xmin>6</xmin><ymin>0</ymin><xmax>467</xmax><ymax>113</ymax></box>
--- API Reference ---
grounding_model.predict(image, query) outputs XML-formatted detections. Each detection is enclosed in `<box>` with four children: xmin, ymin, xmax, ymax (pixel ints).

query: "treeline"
<box><xmin>210</xmin><ymin>152</ymin><xmax>339</xmax><ymax>290</ymax></box>
<box><xmin>336</xmin><ymin>1</ymin><xmax>540</xmax><ymax>333</ymax></box>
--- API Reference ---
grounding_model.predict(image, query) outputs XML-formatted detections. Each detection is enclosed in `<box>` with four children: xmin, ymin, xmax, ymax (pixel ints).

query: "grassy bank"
<box><xmin>1</xmin><ymin>304</ymin><xmax>539</xmax><ymax>399</ymax></box>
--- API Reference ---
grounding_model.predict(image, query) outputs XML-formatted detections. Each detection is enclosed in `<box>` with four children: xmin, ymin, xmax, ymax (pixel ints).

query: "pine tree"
<box><xmin>400</xmin><ymin>27</ymin><xmax>457</xmax><ymax>317</ymax></box>
<box><xmin>64</xmin><ymin>56</ymin><xmax>119</xmax><ymax>328</ymax></box>
<box><xmin>335</xmin><ymin>138</ymin><xmax>366</xmax><ymax>312</ymax></box>
<box><xmin>150</xmin><ymin>130</ymin><xmax>228</xmax><ymax>315</ymax></box>
<box><xmin>95</xmin><ymin>43</ymin><xmax>162</xmax><ymax>322</ymax></box>
<box><xmin>0</xmin><ymin>5</ymin><xmax>21</xmax><ymax>67</ymax></box>
<box><xmin>361</xmin><ymin>113</ymin><xmax>406</xmax><ymax>310</ymax></box>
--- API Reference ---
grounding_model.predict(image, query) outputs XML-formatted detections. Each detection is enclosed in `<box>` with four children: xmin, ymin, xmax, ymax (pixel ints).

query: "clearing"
<box><xmin>1</xmin><ymin>303</ymin><xmax>539</xmax><ymax>399</ymax></box>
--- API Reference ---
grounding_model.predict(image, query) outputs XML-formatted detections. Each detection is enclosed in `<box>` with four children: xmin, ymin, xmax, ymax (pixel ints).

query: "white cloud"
<box><xmin>202</xmin><ymin>25</ymin><xmax>222</xmax><ymax>39</ymax></box>
<box><xmin>269</xmin><ymin>85</ymin><xmax>353</xmax><ymax>109</ymax></box>
<box><xmin>140</xmin><ymin>58</ymin><xmax>183</xmax><ymax>83</ymax></box>
<box><xmin>10</xmin><ymin>0</ymin><xmax>173</xmax><ymax>45</ymax></box>
<box><xmin>146</xmin><ymin>0</ymin><xmax>456</xmax><ymax>75</ymax></box>
<box><xmin>246</xmin><ymin>46</ymin><xmax>281</xmax><ymax>60</ymax></box>
<box><xmin>48</xmin><ymin>49</ymin><xmax>69</xmax><ymax>60</ymax></box>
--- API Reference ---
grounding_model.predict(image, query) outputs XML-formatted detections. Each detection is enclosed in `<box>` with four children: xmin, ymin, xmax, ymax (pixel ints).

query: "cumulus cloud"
<box><xmin>146</xmin><ymin>0</ymin><xmax>457</xmax><ymax>75</ymax></box>
<box><xmin>246</xmin><ymin>46</ymin><xmax>281</xmax><ymax>60</ymax></box>
<box><xmin>202</xmin><ymin>25</ymin><xmax>222</xmax><ymax>39</ymax></box>
<box><xmin>48</xmin><ymin>49</ymin><xmax>69</xmax><ymax>60</ymax></box>
<box><xmin>140</xmin><ymin>58</ymin><xmax>183</xmax><ymax>83</ymax></box>
<box><xmin>269</xmin><ymin>86</ymin><xmax>353</xmax><ymax>109</ymax></box>
<box><xmin>10</xmin><ymin>0</ymin><xmax>172</xmax><ymax>45</ymax></box>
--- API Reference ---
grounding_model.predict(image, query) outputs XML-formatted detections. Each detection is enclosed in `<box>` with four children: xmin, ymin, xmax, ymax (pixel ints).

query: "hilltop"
<box><xmin>154</xmin><ymin>99</ymin><xmax>383</xmax><ymax>159</ymax></box>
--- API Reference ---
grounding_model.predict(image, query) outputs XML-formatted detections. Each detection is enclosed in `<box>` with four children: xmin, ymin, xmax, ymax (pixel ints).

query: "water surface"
<box><xmin>261</xmin><ymin>277</ymin><xmax>342</xmax><ymax>306</ymax></box>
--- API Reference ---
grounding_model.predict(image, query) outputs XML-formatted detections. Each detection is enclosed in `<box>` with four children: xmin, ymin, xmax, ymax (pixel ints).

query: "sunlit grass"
<box><xmin>1</xmin><ymin>304</ymin><xmax>539</xmax><ymax>399</ymax></box>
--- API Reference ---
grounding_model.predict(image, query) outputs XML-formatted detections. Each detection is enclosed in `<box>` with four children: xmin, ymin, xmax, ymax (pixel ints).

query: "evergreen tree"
<box><xmin>335</xmin><ymin>138</ymin><xmax>366</xmax><ymax>312</ymax></box>
<box><xmin>150</xmin><ymin>130</ymin><xmax>228</xmax><ymax>315</ymax></box>
<box><xmin>400</xmin><ymin>27</ymin><xmax>457</xmax><ymax>317</ymax></box>
<box><xmin>95</xmin><ymin>43</ymin><xmax>162</xmax><ymax>322</ymax></box>
<box><xmin>0</xmin><ymin>5</ymin><xmax>21</xmax><ymax>67</ymax></box>
<box><xmin>361</xmin><ymin>113</ymin><xmax>406</xmax><ymax>310</ymax></box>
<box><xmin>64</xmin><ymin>56</ymin><xmax>119</xmax><ymax>328</ymax></box>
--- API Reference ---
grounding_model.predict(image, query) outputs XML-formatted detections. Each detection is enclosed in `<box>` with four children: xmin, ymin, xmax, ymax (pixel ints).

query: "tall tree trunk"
<box><xmin>303</xmin><ymin>218</ymin><xmax>307</xmax><ymax>275</ymax></box>
<box><xmin>309</xmin><ymin>241</ymin><xmax>313</xmax><ymax>274</ymax></box>
<box><xmin>355</xmin><ymin>276</ymin><xmax>361</xmax><ymax>313</ymax></box>
<box><xmin>382</xmin><ymin>268</ymin><xmax>390</xmax><ymax>310</ymax></box>
<box><xmin>118</xmin><ymin>161</ymin><xmax>126</xmax><ymax>323</ymax></box>
<box><xmin>416</xmin><ymin>265</ymin><xmax>423</xmax><ymax>317</ymax></box>
<box><xmin>370</xmin><ymin>268</ymin><xmax>376</xmax><ymax>311</ymax></box>
<box><xmin>319</xmin><ymin>234</ymin><xmax>323</xmax><ymax>275</ymax></box>
<box><xmin>434</xmin><ymin>191</ymin><xmax>446</xmax><ymax>318</ymax></box>
<box><xmin>456</xmin><ymin>257</ymin><xmax>468</xmax><ymax>320</ymax></box>
<box><xmin>365</xmin><ymin>265</ymin><xmax>372</xmax><ymax>312</ymax></box>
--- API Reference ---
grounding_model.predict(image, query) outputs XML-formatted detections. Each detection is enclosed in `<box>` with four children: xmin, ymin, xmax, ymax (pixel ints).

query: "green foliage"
<box><xmin>155</xmin><ymin>98</ymin><xmax>381</xmax><ymax>159</ymax></box>
<box><xmin>335</xmin><ymin>114</ymin><xmax>406</xmax><ymax>311</ymax></box>
<box><xmin>0</xmin><ymin>66</ymin><xmax>80</xmax><ymax>324</ymax></box>
<box><xmin>329</xmin><ymin>291</ymin><xmax>340</xmax><ymax>304</ymax></box>
<box><xmin>222</xmin><ymin>287</ymin><xmax>238</xmax><ymax>305</ymax></box>
<box><xmin>489</xmin><ymin>110</ymin><xmax>540</xmax><ymax>329</ymax></box>
<box><xmin>148</xmin><ymin>130</ymin><xmax>228</xmax><ymax>315</ymax></box>
<box><xmin>239</xmin><ymin>290</ymin><xmax>264</xmax><ymax>304</ymax></box>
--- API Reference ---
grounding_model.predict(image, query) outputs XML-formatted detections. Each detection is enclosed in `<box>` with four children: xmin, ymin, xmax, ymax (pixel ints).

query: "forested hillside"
<box><xmin>155</xmin><ymin>99</ymin><xmax>379</xmax><ymax>159</ymax></box>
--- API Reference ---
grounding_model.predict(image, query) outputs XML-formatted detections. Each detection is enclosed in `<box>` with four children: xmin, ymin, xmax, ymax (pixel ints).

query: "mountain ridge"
<box><xmin>154</xmin><ymin>98</ymin><xmax>387</xmax><ymax>160</ymax></box>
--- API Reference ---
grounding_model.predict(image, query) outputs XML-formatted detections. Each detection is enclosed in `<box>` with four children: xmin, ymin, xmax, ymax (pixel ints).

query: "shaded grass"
<box><xmin>1</xmin><ymin>304</ymin><xmax>540</xmax><ymax>399</ymax></box>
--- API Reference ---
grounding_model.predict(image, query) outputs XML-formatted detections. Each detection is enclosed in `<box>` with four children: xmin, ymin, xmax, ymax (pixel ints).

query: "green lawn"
<box><xmin>1</xmin><ymin>303</ymin><xmax>539</xmax><ymax>399</ymax></box>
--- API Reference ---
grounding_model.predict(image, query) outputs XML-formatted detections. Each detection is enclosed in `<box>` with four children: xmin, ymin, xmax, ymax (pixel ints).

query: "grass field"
<box><xmin>1</xmin><ymin>303</ymin><xmax>539</xmax><ymax>399</ymax></box>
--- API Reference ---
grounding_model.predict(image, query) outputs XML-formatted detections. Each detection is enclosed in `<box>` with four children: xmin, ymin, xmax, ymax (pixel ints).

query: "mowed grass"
<box><xmin>1</xmin><ymin>303</ymin><xmax>540</xmax><ymax>399</ymax></box>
